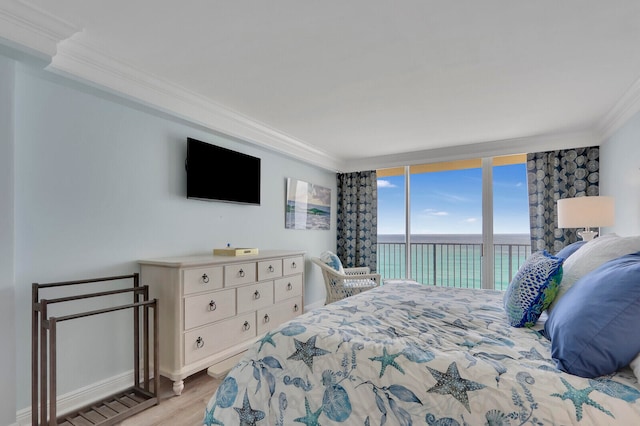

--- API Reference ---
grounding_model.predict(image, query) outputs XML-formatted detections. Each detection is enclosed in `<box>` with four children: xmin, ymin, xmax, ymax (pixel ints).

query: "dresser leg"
<box><xmin>172</xmin><ymin>380</ymin><xmax>184</xmax><ymax>396</ymax></box>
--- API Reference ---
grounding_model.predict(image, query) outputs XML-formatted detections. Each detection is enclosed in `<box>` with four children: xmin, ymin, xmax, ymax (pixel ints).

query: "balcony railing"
<box><xmin>377</xmin><ymin>242</ymin><xmax>532</xmax><ymax>290</ymax></box>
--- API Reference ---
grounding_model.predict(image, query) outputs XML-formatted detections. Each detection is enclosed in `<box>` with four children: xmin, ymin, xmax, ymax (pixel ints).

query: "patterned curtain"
<box><xmin>527</xmin><ymin>146</ymin><xmax>600</xmax><ymax>254</ymax></box>
<box><xmin>336</xmin><ymin>171</ymin><xmax>378</xmax><ymax>271</ymax></box>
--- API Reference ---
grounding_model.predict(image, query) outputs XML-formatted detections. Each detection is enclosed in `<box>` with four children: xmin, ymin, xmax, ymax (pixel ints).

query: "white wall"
<box><xmin>600</xmin><ymin>110</ymin><xmax>640</xmax><ymax>236</ymax></box>
<box><xmin>0</xmin><ymin>56</ymin><xmax>17</xmax><ymax>426</ymax></box>
<box><xmin>10</xmin><ymin>59</ymin><xmax>335</xmax><ymax>415</ymax></box>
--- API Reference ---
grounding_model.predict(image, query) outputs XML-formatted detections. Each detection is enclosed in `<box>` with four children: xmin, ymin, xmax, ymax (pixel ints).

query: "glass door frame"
<box><xmin>379</xmin><ymin>154</ymin><xmax>526</xmax><ymax>290</ymax></box>
<box><xmin>481</xmin><ymin>157</ymin><xmax>494</xmax><ymax>289</ymax></box>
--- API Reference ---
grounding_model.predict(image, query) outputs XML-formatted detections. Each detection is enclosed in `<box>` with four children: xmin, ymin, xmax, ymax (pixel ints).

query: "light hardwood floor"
<box><xmin>119</xmin><ymin>371</ymin><xmax>221</xmax><ymax>426</ymax></box>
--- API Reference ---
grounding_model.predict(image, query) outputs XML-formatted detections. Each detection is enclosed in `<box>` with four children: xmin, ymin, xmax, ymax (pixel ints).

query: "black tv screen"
<box><xmin>186</xmin><ymin>138</ymin><xmax>261</xmax><ymax>205</ymax></box>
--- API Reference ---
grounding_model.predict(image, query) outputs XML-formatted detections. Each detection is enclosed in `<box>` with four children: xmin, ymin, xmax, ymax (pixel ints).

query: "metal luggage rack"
<box><xmin>32</xmin><ymin>273</ymin><xmax>159</xmax><ymax>426</ymax></box>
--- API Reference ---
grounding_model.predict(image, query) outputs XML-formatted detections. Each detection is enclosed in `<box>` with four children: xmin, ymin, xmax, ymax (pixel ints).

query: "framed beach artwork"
<box><xmin>285</xmin><ymin>178</ymin><xmax>331</xmax><ymax>230</ymax></box>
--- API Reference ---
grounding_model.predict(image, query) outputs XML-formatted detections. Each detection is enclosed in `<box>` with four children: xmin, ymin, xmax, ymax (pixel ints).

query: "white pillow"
<box><xmin>547</xmin><ymin>233</ymin><xmax>640</xmax><ymax>312</ymax></box>
<box><xmin>630</xmin><ymin>353</ymin><xmax>640</xmax><ymax>381</ymax></box>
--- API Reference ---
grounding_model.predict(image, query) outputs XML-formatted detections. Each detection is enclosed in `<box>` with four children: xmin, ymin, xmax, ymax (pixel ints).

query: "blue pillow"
<box><xmin>555</xmin><ymin>240</ymin><xmax>587</xmax><ymax>260</ymax></box>
<box><xmin>320</xmin><ymin>251</ymin><xmax>344</xmax><ymax>274</ymax></box>
<box><xmin>503</xmin><ymin>251</ymin><xmax>563</xmax><ymax>328</ymax></box>
<box><xmin>544</xmin><ymin>252</ymin><xmax>640</xmax><ymax>378</ymax></box>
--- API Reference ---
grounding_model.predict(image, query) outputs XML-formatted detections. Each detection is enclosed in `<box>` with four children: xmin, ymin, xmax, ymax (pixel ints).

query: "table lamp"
<box><xmin>557</xmin><ymin>196</ymin><xmax>615</xmax><ymax>241</ymax></box>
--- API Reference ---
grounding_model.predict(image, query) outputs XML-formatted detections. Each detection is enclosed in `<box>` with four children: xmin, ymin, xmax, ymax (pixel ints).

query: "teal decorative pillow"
<box><xmin>320</xmin><ymin>251</ymin><xmax>345</xmax><ymax>274</ymax></box>
<box><xmin>503</xmin><ymin>251</ymin><xmax>563</xmax><ymax>327</ymax></box>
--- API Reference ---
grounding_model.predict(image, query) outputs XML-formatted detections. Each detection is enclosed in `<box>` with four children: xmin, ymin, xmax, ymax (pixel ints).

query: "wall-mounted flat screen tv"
<box><xmin>186</xmin><ymin>138</ymin><xmax>261</xmax><ymax>205</ymax></box>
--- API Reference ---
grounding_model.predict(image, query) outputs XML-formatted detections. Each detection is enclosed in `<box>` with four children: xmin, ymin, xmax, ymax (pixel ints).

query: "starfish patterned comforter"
<box><xmin>204</xmin><ymin>280</ymin><xmax>640</xmax><ymax>425</ymax></box>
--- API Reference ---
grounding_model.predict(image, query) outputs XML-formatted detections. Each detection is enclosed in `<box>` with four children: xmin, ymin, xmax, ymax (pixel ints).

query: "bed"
<box><xmin>203</xmin><ymin>277</ymin><xmax>640</xmax><ymax>425</ymax></box>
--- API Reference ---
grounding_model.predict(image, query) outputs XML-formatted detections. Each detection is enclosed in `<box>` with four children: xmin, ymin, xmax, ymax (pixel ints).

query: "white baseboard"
<box><xmin>16</xmin><ymin>370</ymin><xmax>135</xmax><ymax>425</ymax></box>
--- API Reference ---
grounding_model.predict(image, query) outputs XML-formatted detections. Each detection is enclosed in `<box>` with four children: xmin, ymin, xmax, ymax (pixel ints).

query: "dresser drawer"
<box><xmin>224</xmin><ymin>262</ymin><xmax>257</xmax><ymax>287</ymax></box>
<box><xmin>283</xmin><ymin>256</ymin><xmax>304</xmax><ymax>276</ymax></box>
<box><xmin>184</xmin><ymin>289</ymin><xmax>236</xmax><ymax>330</ymax></box>
<box><xmin>258</xmin><ymin>259</ymin><xmax>283</xmax><ymax>281</ymax></box>
<box><xmin>237</xmin><ymin>281</ymin><xmax>274</xmax><ymax>314</ymax></box>
<box><xmin>274</xmin><ymin>274</ymin><xmax>303</xmax><ymax>303</ymax></box>
<box><xmin>184</xmin><ymin>312</ymin><xmax>255</xmax><ymax>365</ymax></box>
<box><xmin>183</xmin><ymin>266</ymin><xmax>223</xmax><ymax>295</ymax></box>
<box><xmin>257</xmin><ymin>297</ymin><xmax>303</xmax><ymax>335</ymax></box>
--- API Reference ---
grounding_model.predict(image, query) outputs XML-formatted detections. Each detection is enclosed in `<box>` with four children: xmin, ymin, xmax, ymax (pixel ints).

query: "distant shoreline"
<box><xmin>378</xmin><ymin>234</ymin><xmax>530</xmax><ymax>245</ymax></box>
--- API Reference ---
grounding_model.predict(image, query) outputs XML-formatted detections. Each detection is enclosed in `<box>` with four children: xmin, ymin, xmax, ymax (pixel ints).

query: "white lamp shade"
<box><xmin>557</xmin><ymin>196</ymin><xmax>615</xmax><ymax>228</ymax></box>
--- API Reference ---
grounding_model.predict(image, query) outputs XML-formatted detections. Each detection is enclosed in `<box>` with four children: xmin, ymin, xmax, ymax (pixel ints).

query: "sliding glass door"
<box><xmin>376</xmin><ymin>171</ymin><xmax>407</xmax><ymax>280</ymax></box>
<box><xmin>491</xmin><ymin>157</ymin><xmax>532</xmax><ymax>290</ymax></box>
<box><xmin>409</xmin><ymin>161</ymin><xmax>483</xmax><ymax>288</ymax></box>
<box><xmin>377</xmin><ymin>155</ymin><xmax>530</xmax><ymax>289</ymax></box>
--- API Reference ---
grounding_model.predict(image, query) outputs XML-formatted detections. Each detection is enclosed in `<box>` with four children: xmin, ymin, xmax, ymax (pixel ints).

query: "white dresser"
<box><xmin>139</xmin><ymin>250</ymin><xmax>305</xmax><ymax>395</ymax></box>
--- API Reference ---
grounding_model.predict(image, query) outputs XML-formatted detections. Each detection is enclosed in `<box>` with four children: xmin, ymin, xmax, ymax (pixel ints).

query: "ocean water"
<box><xmin>377</xmin><ymin>234</ymin><xmax>531</xmax><ymax>290</ymax></box>
<box><xmin>285</xmin><ymin>201</ymin><xmax>330</xmax><ymax>230</ymax></box>
<box><xmin>379</xmin><ymin>233</ymin><xmax>531</xmax><ymax>244</ymax></box>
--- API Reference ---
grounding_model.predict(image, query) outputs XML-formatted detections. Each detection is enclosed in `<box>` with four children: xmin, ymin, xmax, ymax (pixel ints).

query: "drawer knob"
<box><xmin>263</xmin><ymin>314</ymin><xmax>270</xmax><ymax>323</ymax></box>
<box><xmin>202</xmin><ymin>274</ymin><xmax>209</xmax><ymax>283</ymax></box>
<box><xmin>294</xmin><ymin>304</ymin><xmax>299</xmax><ymax>312</ymax></box>
<box><xmin>196</xmin><ymin>337</ymin><xmax>204</xmax><ymax>349</ymax></box>
<box><xmin>268</xmin><ymin>265</ymin><xmax>274</xmax><ymax>272</ymax></box>
<box><xmin>254</xmin><ymin>290</ymin><xmax>261</xmax><ymax>299</ymax></box>
<box><xmin>243</xmin><ymin>321</ymin><xmax>251</xmax><ymax>331</ymax></box>
<box><xmin>287</xmin><ymin>282</ymin><xmax>292</xmax><ymax>291</ymax></box>
<box><xmin>291</xmin><ymin>261</ymin><xmax>297</xmax><ymax>269</ymax></box>
<box><xmin>208</xmin><ymin>300</ymin><xmax>217</xmax><ymax>311</ymax></box>
<box><xmin>239</xmin><ymin>269</ymin><xmax>245</xmax><ymax>278</ymax></box>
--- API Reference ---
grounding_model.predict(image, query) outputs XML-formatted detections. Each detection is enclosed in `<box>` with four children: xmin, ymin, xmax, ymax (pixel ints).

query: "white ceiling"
<box><xmin>3</xmin><ymin>1</ymin><xmax>640</xmax><ymax>171</ymax></box>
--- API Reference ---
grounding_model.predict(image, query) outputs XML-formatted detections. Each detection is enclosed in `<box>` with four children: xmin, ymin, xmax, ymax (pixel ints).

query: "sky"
<box><xmin>377</xmin><ymin>163</ymin><xmax>530</xmax><ymax>235</ymax></box>
<box><xmin>287</xmin><ymin>178</ymin><xmax>331</xmax><ymax>206</ymax></box>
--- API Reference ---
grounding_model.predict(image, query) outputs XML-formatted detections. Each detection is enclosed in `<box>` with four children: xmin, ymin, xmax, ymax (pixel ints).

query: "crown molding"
<box><xmin>0</xmin><ymin>0</ymin><xmax>79</xmax><ymax>59</ymax></box>
<box><xmin>2</xmin><ymin>0</ymin><xmax>626</xmax><ymax>174</ymax></box>
<box><xmin>597</xmin><ymin>74</ymin><xmax>640</xmax><ymax>141</ymax></box>
<box><xmin>344</xmin><ymin>130</ymin><xmax>600</xmax><ymax>172</ymax></box>
<box><xmin>0</xmin><ymin>1</ymin><xmax>341</xmax><ymax>171</ymax></box>
<box><xmin>45</xmin><ymin>35</ymin><xmax>342</xmax><ymax>172</ymax></box>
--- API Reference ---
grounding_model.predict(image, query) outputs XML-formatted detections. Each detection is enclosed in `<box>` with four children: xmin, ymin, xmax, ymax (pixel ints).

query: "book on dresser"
<box><xmin>138</xmin><ymin>249</ymin><xmax>305</xmax><ymax>395</ymax></box>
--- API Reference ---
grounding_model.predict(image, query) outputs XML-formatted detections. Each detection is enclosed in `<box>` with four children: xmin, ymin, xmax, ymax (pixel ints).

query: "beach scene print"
<box><xmin>285</xmin><ymin>178</ymin><xmax>331</xmax><ymax>230</ymax></box>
